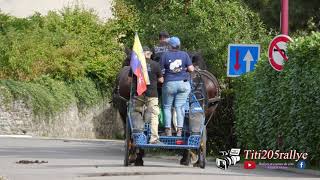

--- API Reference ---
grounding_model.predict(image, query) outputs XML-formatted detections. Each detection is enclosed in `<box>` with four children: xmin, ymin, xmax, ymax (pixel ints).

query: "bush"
<box><xmin>68</xmin><ymin>78</ymin><xmax>102</xmax><ymax>110</ymax></box>
<box><xmin>235</xmin><ymin>32</ymin><xmax>320</xmax><ymax>164</ymax></box>
<box><xmin>0</xmin><ymin>7</ymin><xmax>124</xmax><ymax>118</ymax></box>
<box><xmin>0</xmin><ymin>77</ymin><xmax>103</xmax><ymax>117</ymax></box>
<box><xmin>0</xmin><ymin>7</ymin><xmax>124</xmax><ymax>95</ymax></box>
<box><xmin>0</xmin><ymin>77</ymin><xmax>74</xmax><ymax>116</ymax></box>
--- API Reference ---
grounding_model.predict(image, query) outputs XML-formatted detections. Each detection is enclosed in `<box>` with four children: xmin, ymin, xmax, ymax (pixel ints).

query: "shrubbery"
<box><xmin>0</xmin><ymin>7</ymin><xmax>124</xmax><ymax>115</ymax></box>
<box><xmin>235</xmin><ymin>32</ymin><xmax>320</xmax><ymax>164</ymax></box>
<box><xmin>0</xmin><ymin>77</ymin><xmax>102</xmax><ymax>117</ymax></box>
<box><xmin>0</xmin><ymin>7</ymin><xmax>123</xmax><ymax>90</ymax></box>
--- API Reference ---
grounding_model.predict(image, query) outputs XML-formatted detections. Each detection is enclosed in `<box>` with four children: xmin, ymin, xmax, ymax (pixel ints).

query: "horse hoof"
<box><xmin>129</xmin><ymin>159</ymin><xmax>136</xmax><ymax>165</ymax></box>
<box><xmin>193</xmin><ymin>161</ymin><xmax>200</xmax><ymax>167</ymax></box>
<box><xmin>180</xmin><ymin>158</ymin><xmax>190</xmax><ymax>166</ymax></box>
<box><xmin>134</xmin><ymin>159</ymin><xmax>144</xmax><ymax>166</ymax></box>
<box><xmin>180</xmin><ymin>161</ymin><xmax>190</xmax><ymax>166</ymax></box>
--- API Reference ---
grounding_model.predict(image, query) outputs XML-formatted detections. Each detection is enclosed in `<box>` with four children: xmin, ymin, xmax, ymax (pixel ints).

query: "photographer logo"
<box><xmin>244</xmin><ymin>161</ymin><xmax>256</xmax><ymax>169</ymax></box>
<box><xmin>216</xmin><ymin>148</ymin><xmax>241</xmax><ymax>170</ymax></box>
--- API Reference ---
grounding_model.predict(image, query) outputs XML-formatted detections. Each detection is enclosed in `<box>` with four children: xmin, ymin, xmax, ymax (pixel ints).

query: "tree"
<box><xmin>243</xmin><ymin>0</ymin><xmax>320</xmax><ymax>32</ymax></box>
<box><xmin>113</xmin><ymin>0</ymin><xmax>267</xmax><ymax>79</ymax></box>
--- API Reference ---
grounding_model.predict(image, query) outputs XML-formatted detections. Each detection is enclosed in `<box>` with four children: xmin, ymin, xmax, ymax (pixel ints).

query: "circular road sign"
<box><xmin>268</xmin><ymin>35</ymin><xmax>293</xmax><ymax>71</ymax></box>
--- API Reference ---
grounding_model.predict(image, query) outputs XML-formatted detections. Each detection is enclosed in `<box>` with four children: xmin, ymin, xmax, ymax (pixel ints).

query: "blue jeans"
<box><xmin>162</xmin><ymin>81</ymin><xmax>191</xmax><ymax>128</ymax></box>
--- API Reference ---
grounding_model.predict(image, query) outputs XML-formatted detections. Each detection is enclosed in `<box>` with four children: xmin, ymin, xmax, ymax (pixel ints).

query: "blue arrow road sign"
<box><xmin>227</xmin><ymin>44</ymin><xmax>260</xmax><ymax>77</ymax></box>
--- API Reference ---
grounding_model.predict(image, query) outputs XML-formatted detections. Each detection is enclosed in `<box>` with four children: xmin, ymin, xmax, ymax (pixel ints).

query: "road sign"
<box><xmin>227</xmin><ymin>44</ymin><xmax>260</xmax><ymax>77</ymax></box>
<box><xmin>268</xmin><ymin>35</ymin><xmax>293</xmax><ymax>71</ymax></box>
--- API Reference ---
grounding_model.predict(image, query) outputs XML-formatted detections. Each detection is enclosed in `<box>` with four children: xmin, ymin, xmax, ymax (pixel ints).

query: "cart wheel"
<box><xmin>124</xmin><ymin>117</ymin><xmax>131</xmax><ymax>166</ymax></box>
<box><xmin>198</xmin><ymin>128</ymin><xmax>207</xmax><ymax>169</ymax></box>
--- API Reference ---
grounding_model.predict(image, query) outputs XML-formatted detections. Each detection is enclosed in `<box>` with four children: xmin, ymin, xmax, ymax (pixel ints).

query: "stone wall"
<box><xmin>0</xmin><ymin>95</ymin><xmax>123</xmax><ymax>139</ymax></box>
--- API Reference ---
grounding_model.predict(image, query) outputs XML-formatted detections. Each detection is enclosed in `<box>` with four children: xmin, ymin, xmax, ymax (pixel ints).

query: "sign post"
<box><xmin>281</xmin><ymin>0</ymin><xmax>289</xmax><ymax>35</ymax></box>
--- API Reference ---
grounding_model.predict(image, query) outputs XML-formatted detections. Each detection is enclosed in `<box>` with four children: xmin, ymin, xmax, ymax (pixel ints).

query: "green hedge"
<box><xmin>0</xmin><ymin>77</ymin><xmax>102</xmax><ymax>117</ymax></box>
<box><xmin>235</xmin><ymin>32</ymin><xmax>320</xmax><ymax>164</ymax></box>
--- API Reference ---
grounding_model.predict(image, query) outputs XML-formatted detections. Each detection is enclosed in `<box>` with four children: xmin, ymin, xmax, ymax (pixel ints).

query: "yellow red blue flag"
<box><xmin>130</xmin><ymin>33</ymin><xmax>150</xmax><ymax>95</ymax></box>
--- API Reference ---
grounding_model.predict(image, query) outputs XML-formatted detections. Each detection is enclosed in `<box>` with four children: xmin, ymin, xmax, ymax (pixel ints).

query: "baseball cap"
<box><xmin>168</xmin><ymin>36</ymin><xmax>181</xmax><ymax>48</ymax></box>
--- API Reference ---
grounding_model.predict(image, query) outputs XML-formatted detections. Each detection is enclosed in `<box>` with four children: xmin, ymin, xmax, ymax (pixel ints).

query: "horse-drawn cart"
<box><xmin>124</xmin><ymin>77</ymin><xmax>208</xmax><ymax>169</ymax></box>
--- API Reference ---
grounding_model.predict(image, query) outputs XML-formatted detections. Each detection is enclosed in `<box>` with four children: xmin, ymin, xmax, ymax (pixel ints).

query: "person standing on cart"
<box><xmin>129</xmin><ymin>46</ymin><xmax>164</xmax><ymax>144</ymax></box>
<box><xmin>152</xmin><ymin>31</ymin><xmax>170</xmax><ymax>63</ymax></box>
<box><xmin>160</xmin><ymin>36</ymin><xmax>195</xmax><ymax>136</ymax></box>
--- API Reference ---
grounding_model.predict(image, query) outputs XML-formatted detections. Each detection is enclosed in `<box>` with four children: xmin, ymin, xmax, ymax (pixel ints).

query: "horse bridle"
<box><xmin>192</xmin><ymin>68</ymin><xmax>221</xmax><ymax>104</ymax></box>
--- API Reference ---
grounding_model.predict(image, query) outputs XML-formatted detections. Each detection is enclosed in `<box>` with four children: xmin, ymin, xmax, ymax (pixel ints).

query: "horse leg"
<box><xmin>119</xmin><ymin>111</ymin><xmax>127</xmax><ymax>133</ymax></box>
<box><xmin>180</xmin><ymin>150</ymin><xmax>191</xmax><ymax>166</ymax></box>
<box><xmin>134</xmin><ymin>148</ymin><xmax>144</xmax><ymax>166</ymax></box>
<box><xmin>116</xmin><ymin>99</ymin><xmax>128</xmax><ymax>135</ymax></box>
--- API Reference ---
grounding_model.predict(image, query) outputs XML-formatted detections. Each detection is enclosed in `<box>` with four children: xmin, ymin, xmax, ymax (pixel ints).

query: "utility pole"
<box><xmin>281</xmin><ymin>0</ymin><xmax>289</xmax><ymax>35</ymax></box>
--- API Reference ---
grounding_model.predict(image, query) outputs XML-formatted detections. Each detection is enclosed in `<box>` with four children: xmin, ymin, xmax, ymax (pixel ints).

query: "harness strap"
<box><xmin>208</xmin><ymin>97</ymin><xmax>221</xmax><ymax>104</ymax></box>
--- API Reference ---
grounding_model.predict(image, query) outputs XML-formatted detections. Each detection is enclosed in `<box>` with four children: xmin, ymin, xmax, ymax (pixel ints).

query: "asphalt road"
<box><xmin>0</xmin><ymin>137</ymin><xmax>319</xmax><ymax>180</ymax></box>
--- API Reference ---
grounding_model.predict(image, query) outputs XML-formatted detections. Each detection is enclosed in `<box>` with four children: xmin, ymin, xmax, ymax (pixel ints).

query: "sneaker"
<box><xmin>165</xmin><ymin>128</ymin><xmax>172</xmax><ymax>136</ymax></box>
<box><xmin>176</xmin><ymin>128</ymin><xmax>183</xmax><ymax>137</ymax></box>
<box><xmin>149</xmin><ymin>139</ymin><xmax>164</xmax><ymax>145</ymax></box>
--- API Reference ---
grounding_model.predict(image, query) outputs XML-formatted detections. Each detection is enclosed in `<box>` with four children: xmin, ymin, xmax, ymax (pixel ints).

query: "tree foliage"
<box><xmin>113</xmin><ymin>0</ymin><xmax>267</xmax><ymax>79</ymax></box>
<box><xmin>0</xmin><ymin>7</ymin><xmax>124</xmax><ymax>92</ymax></box>
<box><xmin>0</xmin><ymin>7</ymin><xmax>125</xmax><ymax>115</ymax></box>
<box><xmin>243</xmin><ymin>0</ymin><xmax>320</xmax><ymax>32</ymax></box>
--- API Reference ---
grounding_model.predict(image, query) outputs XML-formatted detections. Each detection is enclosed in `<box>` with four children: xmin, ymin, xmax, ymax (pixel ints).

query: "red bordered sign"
<box><xmin>268</xmin><ymin>35</ymin><xmax>293</xmax><ymax>71</ymax></box>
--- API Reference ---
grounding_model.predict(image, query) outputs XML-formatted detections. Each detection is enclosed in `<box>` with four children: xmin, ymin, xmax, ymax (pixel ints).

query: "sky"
<box><xmin>0</xmin><ymin>0</ymin><xmax>113</xmax><ymax>20</ymax></box>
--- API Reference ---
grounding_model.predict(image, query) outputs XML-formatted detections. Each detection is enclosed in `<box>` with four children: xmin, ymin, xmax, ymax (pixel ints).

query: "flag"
<box><xmin>130</xmin><ymin>33</ymin><xmax>150</xmax><ymax>95</ymax></box>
